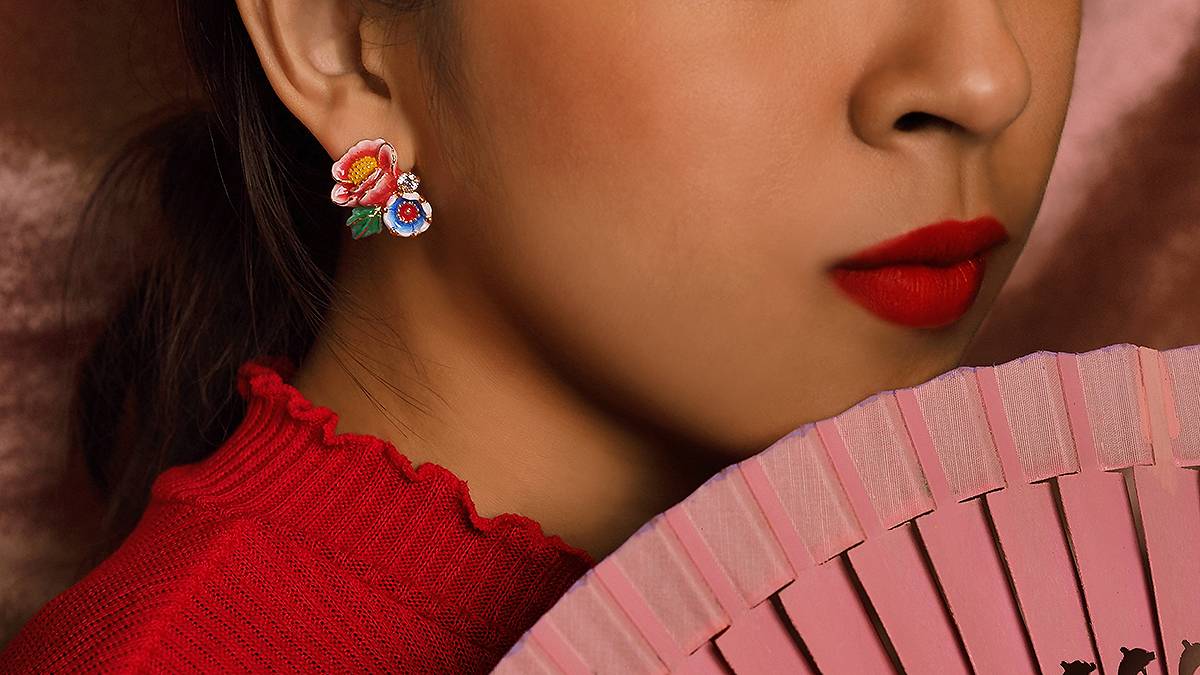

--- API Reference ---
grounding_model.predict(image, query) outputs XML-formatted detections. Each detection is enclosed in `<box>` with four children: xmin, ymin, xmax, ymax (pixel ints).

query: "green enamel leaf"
<box><xmin>346</xmin><ymin>207</ymin><xmax>372</xmax><ymax>226</ymax></box>
<box><xmin>350</xmin><ymin>213</ymin><xmax>383</xmax><ymax>239</ymax></box>
<box><xmin>346</xmin><ymin>206</ymin><xmax>383</xmax><ymax>238</ymax></box>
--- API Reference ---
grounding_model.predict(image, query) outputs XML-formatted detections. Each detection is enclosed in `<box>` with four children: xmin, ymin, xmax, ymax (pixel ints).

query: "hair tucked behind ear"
<box><xmin>75</xmin><ymin>0</ymin><xmax>449</xmax><ymax>562</ymax></box>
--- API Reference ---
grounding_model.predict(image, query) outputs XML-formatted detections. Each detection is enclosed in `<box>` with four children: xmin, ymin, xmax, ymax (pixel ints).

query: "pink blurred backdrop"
<box><xmin>1</xmin><ymin>0</ymin><xmax>1197</xmax><ymax>646</ymax></box>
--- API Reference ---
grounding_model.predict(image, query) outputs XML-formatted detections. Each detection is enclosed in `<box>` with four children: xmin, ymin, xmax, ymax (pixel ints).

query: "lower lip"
<box><xmin>829</xmin><ymin>255</ymin><xmax>988</xmax><ymax>329</ymax></box>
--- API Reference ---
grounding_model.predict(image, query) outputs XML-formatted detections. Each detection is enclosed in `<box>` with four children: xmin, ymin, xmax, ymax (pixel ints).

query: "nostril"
<box><xmin>894</xmin><ymin>111</ymin><xmax>963</xmax><ymax>133</ymax></box>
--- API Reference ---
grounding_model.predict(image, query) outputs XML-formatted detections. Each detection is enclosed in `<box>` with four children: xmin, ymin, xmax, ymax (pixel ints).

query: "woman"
<box><xmin>0</xmin><ymin>0</ymin><xmax>1082</xmax><ymax>671</ymax></box>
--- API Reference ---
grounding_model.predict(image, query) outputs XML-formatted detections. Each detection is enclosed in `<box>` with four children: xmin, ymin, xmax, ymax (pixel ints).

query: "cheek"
<box><xmin>466</xmin><ymin>4</ymin><xmax>776</xmax><ymax>202</ymax></box>
<box><xmin>453</xmin><ymin>4</ymin><xmax>869</xmax><ymax>448</ymax></box>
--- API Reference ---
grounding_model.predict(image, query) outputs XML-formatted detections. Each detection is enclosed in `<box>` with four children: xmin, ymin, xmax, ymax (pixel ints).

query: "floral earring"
<box><xmin>330</xmin><ymin>138</ymin><xmax>433</xmax><ymax>238</ymax></box>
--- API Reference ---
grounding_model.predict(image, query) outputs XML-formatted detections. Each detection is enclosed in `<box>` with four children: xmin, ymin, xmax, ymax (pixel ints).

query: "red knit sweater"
<box><xmin>0</xmin><ymin>357</ymin><xmax>594</xmax><ymax>672</ymax></box>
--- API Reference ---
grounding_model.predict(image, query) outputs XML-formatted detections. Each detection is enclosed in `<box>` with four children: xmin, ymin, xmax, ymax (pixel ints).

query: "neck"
<box><xmin>290</xmin><ymin>241</ymin><xmax>721</xmax><ymax>559</ymax></box>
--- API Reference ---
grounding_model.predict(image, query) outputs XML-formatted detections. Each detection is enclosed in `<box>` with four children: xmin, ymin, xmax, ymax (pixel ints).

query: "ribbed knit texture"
<box><xmin>0</xmin><ymin>357</ymin><xmax>594</xmax><ymax>673</ymax></box>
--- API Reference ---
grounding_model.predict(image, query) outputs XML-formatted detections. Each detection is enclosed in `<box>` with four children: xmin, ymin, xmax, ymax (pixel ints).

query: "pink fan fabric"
<box><xmin>498</xmin><ymin>343</ymin><xmax>1200</xmax><ymax>674</ymax></box>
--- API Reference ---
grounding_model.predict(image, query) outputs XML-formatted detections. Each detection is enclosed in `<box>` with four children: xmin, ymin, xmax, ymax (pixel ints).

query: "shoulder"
<box><xmin>0</xmin><ymin>495</ymin><xmax>495</xmax><ymax>672</ymax></box>
<box><xmin>0</xmin><ymin>499</ymin><xmax>254</xmax><ymax>671</ymax></box>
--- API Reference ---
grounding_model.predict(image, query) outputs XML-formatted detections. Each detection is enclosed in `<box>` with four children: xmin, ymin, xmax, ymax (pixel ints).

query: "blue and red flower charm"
<box><xmin>330</xmin><ymin>138</ymin><xmax>433</xmax><ymax>238</ymax></box>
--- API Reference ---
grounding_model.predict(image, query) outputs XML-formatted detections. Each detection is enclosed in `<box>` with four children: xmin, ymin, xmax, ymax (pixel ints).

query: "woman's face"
<box><xmin>396</xmin><ymin>1</ymin><xmax>1082</xmax><ymax>454</ymax></box>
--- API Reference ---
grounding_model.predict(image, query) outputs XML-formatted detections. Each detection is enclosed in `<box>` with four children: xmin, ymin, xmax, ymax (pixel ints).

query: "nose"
<box><xmin>849</xmin><ymin>2</ymin><xmax>1033</xmax><ymax>150</ymax></box>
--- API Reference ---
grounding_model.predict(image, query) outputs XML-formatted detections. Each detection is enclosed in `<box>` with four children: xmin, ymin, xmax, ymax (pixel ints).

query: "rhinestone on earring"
<box><xmin>330</xmin><ymin>138</ymin><xmax>433</xmax><ymax>238</ymax></box>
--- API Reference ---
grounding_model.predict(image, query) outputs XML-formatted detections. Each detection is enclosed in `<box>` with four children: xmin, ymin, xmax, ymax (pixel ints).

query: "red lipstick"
<box><xmin>828</xmin><ymin>216</ymin><xmax>1009</xmax><ymax>328</ymax></box>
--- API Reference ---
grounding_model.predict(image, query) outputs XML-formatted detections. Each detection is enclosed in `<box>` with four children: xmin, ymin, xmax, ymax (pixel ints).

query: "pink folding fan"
<box><xmin>493</xmin><ymin>343</ymin><xmax>1200</xmax><ymax>675</ymax></box>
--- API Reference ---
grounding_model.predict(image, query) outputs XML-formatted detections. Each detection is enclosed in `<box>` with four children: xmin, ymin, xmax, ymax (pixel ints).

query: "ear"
<box><xmin>235</xmin><ymin>0</ymin><xmax>423</xmax><ymax>167</ymax></box>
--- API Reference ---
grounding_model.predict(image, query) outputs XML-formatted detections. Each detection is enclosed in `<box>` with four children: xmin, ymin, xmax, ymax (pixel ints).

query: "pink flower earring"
<box><xmin>330</xmin><ymin>138</ymin><xmax>433</xmax><ymax>238</ymax></box>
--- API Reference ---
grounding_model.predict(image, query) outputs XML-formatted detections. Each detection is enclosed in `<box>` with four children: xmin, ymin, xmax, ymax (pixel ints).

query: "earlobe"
<box><xmin>233</xmin><ymin>0</ymin><xmax>415</xmax><ymax>166</ymax></box>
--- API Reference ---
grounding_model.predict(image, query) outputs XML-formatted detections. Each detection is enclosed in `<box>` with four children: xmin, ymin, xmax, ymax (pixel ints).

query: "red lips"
<box><xmin>828</xmin><ymin>217</ymin><xmax>1010</xmax><ymax>329</ymax></box>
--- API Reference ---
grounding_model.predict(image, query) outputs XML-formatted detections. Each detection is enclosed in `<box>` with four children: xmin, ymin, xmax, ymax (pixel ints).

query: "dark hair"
<box><xmin>74</xmin><ymin>0</ymin><xmax>453</xmax><ymax>563</ymax></box>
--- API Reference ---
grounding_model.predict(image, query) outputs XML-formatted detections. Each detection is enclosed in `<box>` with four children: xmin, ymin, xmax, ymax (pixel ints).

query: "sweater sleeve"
<box><xmin>0</xmin><ymin>500</ymin><xmax>496</xmax><ymax>673</ymax></box>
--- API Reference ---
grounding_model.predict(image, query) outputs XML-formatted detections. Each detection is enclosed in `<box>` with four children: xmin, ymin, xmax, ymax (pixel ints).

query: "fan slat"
<box><xmin>741</xmin><ymin>457</ymin><xmax>893</xmax><ymax>671</ymax></box>
<box><xmin>897</xmin><ymin>389</ymin><xmax>1035</xmax><ymax>673</ymax></box>
<box><xmin>1132</xmin><ymin>463</ymin><xmax>1200</xmax><ymax>672</ymax></box>
<box><xmin>776</xmin><ymin>559</ymin><xmax>896</xmax><ymax>673</ymax></box>
<box><xmin>821</xmin><ymin>411</ymin><xmax>970</xmax><ymax>674</ymax></box>
<box><xmin>984</xmin><ymin>484</ymin><xmax>1098</xmax><ymax>670</ymax></box>
<box><xmin>1135</xmin><ymin>347</ymin><xmax>1200</xmax><ymax>672</ymax></box>
<box><xmin>845</xmin><ymin>525</ymin><xmax>971</xmax><ymax>673</ymax></box>
<box><xmin>977</xmin><ymin>366</ymin><xmax>1098</xmax><ymax>671</ymax></box>
<box><xmin>1058</xmin><ymin>470</ymin><xmax>1163</xmax><ymax>674</ymax></box>
<box><xmin>714</xmin><ymin>602</ymin><xmax>814</xmax><ymax>674</ymax></box>
<box><xmin>916</xmin><ymin>503</ymin><xmax>1035</xmax><ymax>672</ymax></box>
<box><xmin>1057</xmin><ymin>353</ymin><xmax>1163</xmax><ymax>673</ymax></box>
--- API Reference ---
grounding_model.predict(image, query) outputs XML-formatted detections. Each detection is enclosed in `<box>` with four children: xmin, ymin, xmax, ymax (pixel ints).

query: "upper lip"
<box><xmin>831</xmin><ymin>216</ymin><xmax>1010</xmax><ymax>269</ymax></box>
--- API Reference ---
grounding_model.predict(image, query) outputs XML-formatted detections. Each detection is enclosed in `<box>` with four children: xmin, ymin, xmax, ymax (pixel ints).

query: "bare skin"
<box><xmin>237</xmin><ymin>0</ymin><xmax>1082</xmax><ymax>559</ymax></box>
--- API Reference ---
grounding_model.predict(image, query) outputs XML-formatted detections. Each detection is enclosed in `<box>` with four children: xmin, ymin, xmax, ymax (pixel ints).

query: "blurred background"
<box><xmin>1</xmin><ymin>0</ymin><xmax>1198</xmax><ymax>646</ymax></box>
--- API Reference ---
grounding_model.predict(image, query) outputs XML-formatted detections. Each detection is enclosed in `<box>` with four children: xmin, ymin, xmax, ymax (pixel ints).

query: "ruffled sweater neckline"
<box><xmin>243</xmin><ymin>356</ymin><xmax>591</xmax><ymax>561</ymax></box>
<box><xmin>149</xmin><ymin>356</ymin><xmax>594</xmax><ymax>650</ymax></box>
